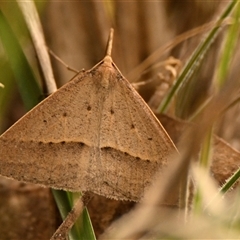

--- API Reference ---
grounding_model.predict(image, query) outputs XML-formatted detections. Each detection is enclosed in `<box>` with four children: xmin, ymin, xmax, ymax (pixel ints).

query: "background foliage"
<box><xmin>1</xmin><ymin>1</ymin><xmax>240</xmax><ymax>239</ymax></box>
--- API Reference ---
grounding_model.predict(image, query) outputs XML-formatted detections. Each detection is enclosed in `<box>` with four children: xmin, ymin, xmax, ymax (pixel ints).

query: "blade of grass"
<box><xmin>199</xmin><ymin>128</ymin><xmax>213</xmax><ymax>169</ymax></box>
<box><xmin>220</xmin><ymin>167</ymin><xmax>240</xmax><ymax>194</ymax></box>
<box><xmin>51</xmin><ymin>186</ymin><xmax>94</xmax><ymax>238</ymax></box>
<box><xmin>79</xmin><ymin>208</ymin><xmax>96</xmax><ymax>240</ymax></box>
<box><xmin>52</xmin><ymin>191</ymin><xmax>95</xmax><ymax>240</ymax></box>
<box><xmin>202</xmin><ymin>167</ymin><xmax>240</xmax><ymax>214</ymax></box>
<box><xmin>215</xmin><ymin>1</ymin><xmax>240</xmax><ymax>89</ymax></box>
<box><xmin>0</xmin><ymin>59</ymin><xmax>15</xmax><ymax>133</ymax></box>
<box><xmin>0</xmin><ymin>10</ymin><xmax>41</xmax><ymax>111</ymax></box>
<box><xmin>193</xmin><ymin>129</ymin><xmax>213</xmax><ymax>214</ymax></box>
<box><xmin>157</xmin><ymin>0</ymin><xmax>238</xmax><ymax>114</ymax></box>
<box><xmin>126</xmin><ymin>20</ymin><xmax>222</xmax><ymax>82</ymax></box>
<box><xmin>17</xmin><ymin>0</ymin><xmax>57</xmax><ymax>93</ymax></box>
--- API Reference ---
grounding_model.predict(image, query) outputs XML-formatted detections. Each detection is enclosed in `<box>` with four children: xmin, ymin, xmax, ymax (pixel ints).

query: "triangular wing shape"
<box><xmin>0</xmin><ymin>56</ymin><xmax>177</xmax><ymax>201</ymax></box>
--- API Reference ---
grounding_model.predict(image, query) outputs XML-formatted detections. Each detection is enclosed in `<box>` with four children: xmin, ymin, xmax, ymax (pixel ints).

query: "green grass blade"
<box><xmin>0</xmin><ymin>10</ymin><xmax>42</xmax><ymax>111</ymax></box>
<box><xmin>157</xmin><ymin>0</ymin><xmax>237</xmax><ymax>114</ymax></box>
<box><xmin>199</xmin><ymin>128</ymin><xmax>213</xmax><ymax>169</ymax></box>
<box><xmin>220</xmin><ymin>167</ymin><xmax>240</xmax><ymax>194</ymax></box>
<box><xmin>215</xmin><ymin>1</ymin><xmax>240</xmax><ymax>89</ymax></box>
<box><xmin>0</xmin><ymin>60</ymin><xmax>15</xmax><ymax>133</ymax></box>
<box><xmin>52</xmin><ymin>190</ymin><xmax>75</xmax><ymax>221</ymax></box>
<box><xmin>192</xmin><ymin>129</ymin><xmax>213</xmax><ymax>213</ymax></box>
<box><xmin>52</xmin><ymin>190</ymin><xmax>96</xmax><ymax>240</ymax></box>
<box><xmin>77</xmin><ymin>208</ymin><xmax>96</xmax><ymax>240</ymax></box>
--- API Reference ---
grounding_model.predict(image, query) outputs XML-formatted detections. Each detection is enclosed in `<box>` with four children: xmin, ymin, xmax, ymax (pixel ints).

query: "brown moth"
<box><xmin>0</xmin><ymin>30</ymin><xmax>177</xmax><ymax>202</ymax></box>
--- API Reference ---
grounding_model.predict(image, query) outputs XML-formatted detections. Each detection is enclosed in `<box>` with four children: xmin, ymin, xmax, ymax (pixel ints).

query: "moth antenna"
<box><xmin>106</xmin><ymin>28</ymin><xmax>114</xmax><ymax>57</ymax></box>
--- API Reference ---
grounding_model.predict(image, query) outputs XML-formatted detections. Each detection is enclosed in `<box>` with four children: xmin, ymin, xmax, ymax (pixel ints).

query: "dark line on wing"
<box><xmin>13</xmin><ymin>139</ymin><xmax>153</xmax><ymax>162</ymax></box>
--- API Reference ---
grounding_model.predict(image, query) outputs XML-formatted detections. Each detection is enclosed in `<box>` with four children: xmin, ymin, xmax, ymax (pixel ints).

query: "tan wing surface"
<box><xmin>0</xmin><ymin>56</ymin><xmax>176</xmax><ymax>201</ymax></box>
